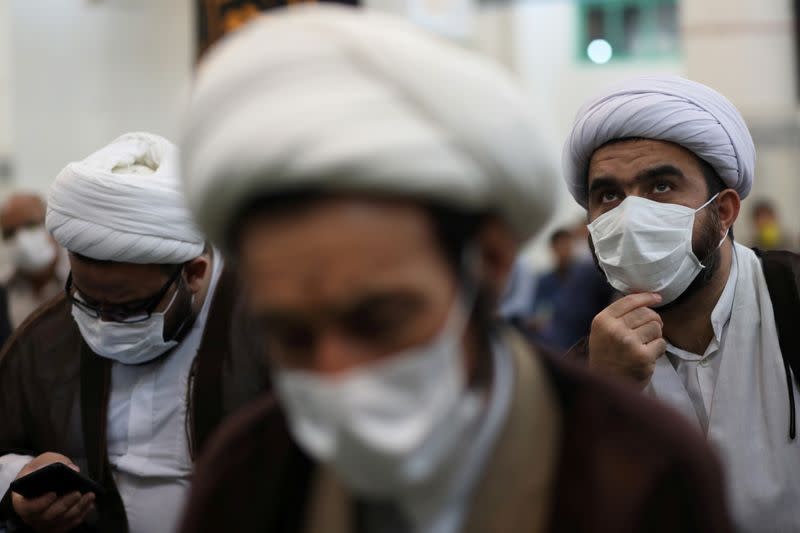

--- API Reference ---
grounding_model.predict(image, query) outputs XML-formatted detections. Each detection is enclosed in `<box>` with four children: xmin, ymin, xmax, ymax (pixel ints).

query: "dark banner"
<box><xmin>197</xmin><ymin>0</ymin><xmax>358</xmax><ymax>59</ymax></box>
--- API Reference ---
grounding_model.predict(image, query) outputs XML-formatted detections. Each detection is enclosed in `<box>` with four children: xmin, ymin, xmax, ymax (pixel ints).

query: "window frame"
<box><xmin>576</xmin><ymin>0</ymin><xmax>681</xmax><ymax>64</ymax></box>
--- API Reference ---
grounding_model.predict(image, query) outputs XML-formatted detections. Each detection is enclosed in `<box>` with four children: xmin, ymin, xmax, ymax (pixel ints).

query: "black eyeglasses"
<box><xmin>65</xmin><ymin>266</ymin><xmax>183</xmax><ymax>324</ymax></box>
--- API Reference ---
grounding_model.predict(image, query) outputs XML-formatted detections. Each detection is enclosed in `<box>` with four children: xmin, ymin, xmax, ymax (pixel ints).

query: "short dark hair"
<box><xmin>71</xmin><ymin>243</ymin><xmax>211</xmax><ymax>275</ymax></box>
<box><xmin>696</xmin><ymin>155</ymin><xmax>726</xmax><ymax>199</ymax></box>
<box><xmin>549</xmin><ymin>228</ymin><xmax>572</xmax><ymax>246</ymax></box>
<box><xmin>694</xmin><ymin>155</ymin><xmax>735</xmax><ymax>240</ymax></box>
<box><xmin>751</xmin><ymin>199</ymin><xmax>777</xmax><ymax>220</ymax></box>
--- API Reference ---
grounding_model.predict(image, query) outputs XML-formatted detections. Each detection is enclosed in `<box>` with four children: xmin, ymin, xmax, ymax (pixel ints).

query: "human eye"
<box><xmin>601</xmin><ymin>191</ymin><xmax>620</xmax><ymax>204</ymax></box>
<box><xmin>261</xmin><ymin>316</ymin><xmax>315</xmax><ymax>358</ymax></box>
<box><xmin>345</xmin><ymin>295</ymin><xmax>421</xmax><ymax>343</ymax></box>
<box><xmin>653</xmin><ymin>181</ymin><xmax>673</xmax><ymax>194</ymax></box>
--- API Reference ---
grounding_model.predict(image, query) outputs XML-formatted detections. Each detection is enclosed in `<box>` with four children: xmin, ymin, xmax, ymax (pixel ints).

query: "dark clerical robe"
<box><xmin>179</xmin><ymin>328</ymin><xmax>733</xmax><ymax>533</ymax></box>
<box><xmin>0</xmin><ymin>267</ymin><xmax>269</xmax><ymax>532</ymax></box>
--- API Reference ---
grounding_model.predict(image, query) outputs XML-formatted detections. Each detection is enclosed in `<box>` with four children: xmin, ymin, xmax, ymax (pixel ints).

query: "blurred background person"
<box><xmin>529</xmin><ymin>220</ymin><xmax>615</xmax><ymax>353</ymax></box>
<box><xmin>497</xmin><ymin>257</ymin><xmax>539</xmax><ymax>325</ymax></box>
<box><xmin>750</xmin><ymin>198</ymin><xmax>793</xmax><ymax>251</ymax></box>
<box><xmin>178</xmin><ymin>7</ymin><xmax>731</xmax><ymax>533</ymax></box>
<box><xmin>502</xmin><ymin>227</ymin><xmax>581</xmax><ymax>339</ymax></box>
<box><xmin>527</xmin><ymin>228</ymin><xmax>577</xmax><ymax>331</ymax></box>
<box><xmin>0</xmin><ymin>192</ymin><xmax>65</xmax><ymax>345</ymax></box>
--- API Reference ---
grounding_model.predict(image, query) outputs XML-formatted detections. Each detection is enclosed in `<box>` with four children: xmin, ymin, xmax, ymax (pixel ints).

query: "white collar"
<box><xmin>666</xmin><ymin>242</ymin><xmax>738</xmax><ymax>361</ymax></box>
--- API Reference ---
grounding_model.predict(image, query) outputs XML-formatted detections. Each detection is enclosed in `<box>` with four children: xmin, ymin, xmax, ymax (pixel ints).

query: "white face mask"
<box><xmin>10</xmin><ymin>226</ymin><xmax>57</xmax><ymax>274</ymax></box>
<box><xmin>588</xmin><ymin>194</ymin><xmax>722</xmax><ymax>307</ymax></box>
<box><xmin>274</xmin><ymin>293</ymin><xmax>479</xmax><ymax>497</ymax></box>
<box><xmin>71</xmin><ymin>287</ymin><xmax>186</xmax><ymax>365</ymax></box>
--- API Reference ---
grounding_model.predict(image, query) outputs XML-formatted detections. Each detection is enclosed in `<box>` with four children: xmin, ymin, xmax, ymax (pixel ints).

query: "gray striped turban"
<box><xmin>563</xmin><ymin>75</ymin><xmax>755</xmax><ymax>208</ymax></box>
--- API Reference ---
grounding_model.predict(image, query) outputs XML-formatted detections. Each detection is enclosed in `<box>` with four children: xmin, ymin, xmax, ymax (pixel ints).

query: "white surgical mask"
<box><xmin>274</xmin><ymin>293</ymin><xmax>479</xmax><ymax>497</ymax></box>
<box><xmin>71</xmin><ymin>287</ymin><xmax>185</xmax><ymax>365</ymax></box>
<box><xmin>588</xmin><ymin>194</ymin><xmax>723</xmax><ymax>307</ymax></box>
<box><xmin>10</xmin><ymin>226</ymin><xmax>57</xmax><ymax>274</ymax></box>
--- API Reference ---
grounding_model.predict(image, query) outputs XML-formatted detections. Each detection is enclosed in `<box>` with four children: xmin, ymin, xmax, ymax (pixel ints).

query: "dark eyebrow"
<box><xmin>588</xmin><ymin>165</ymin><xmax>687</xmax><ymax>195</ymax></box>
<box><xmin>634</xmin><ymin>164</ymin><xmax>686</xmax><ymax>182</ymax></box>
<box><xmin>588</xmin><ymin>176</ymin><xmax>619</xmax><ymax>195</ymax></box>
<box><xmin>253</xmin><ymin>290</ymin><xmax>424</xmax><ymax>327</ymax></box>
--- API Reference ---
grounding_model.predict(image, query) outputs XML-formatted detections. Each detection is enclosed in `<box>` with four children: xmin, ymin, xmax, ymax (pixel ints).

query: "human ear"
<box><xmin>474</xmin><ymin>217</ymin><xmax>518</xmax><ymax>305</ymax></box>
<box><xmin>716</xmin><ymin>189</ymin><xmax>740</xmax><ymax>237</ymax></box>
<box><xmin>183</xmin><ymin>255</ymin><xmax>210</xmax><ymax>293</ymax></box>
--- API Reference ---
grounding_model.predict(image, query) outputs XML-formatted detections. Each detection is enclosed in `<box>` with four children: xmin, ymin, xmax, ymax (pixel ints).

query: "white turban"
<box><xmin>46</xmin><ymin>132</ymin><xmax>205</xmax><ymax>264</ymax></box>
<box><xmin>563</xmin><ymin>75</ymin><xmax>755</xmax><ymax>208</ymax></box>
<box><xmin>181</xmin><ymin>4</ymin><xmax>557</xmax><ymax>248</ymax></box>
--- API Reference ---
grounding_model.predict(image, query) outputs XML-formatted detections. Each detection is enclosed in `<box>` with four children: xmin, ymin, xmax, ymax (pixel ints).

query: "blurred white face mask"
<box><xmin>10</xmin><ymin>225</ymin><xmax>57</xmax><ymax>274</ymax></box>
<box><xmin>274</xmin><ymin>292</ymin><xmax>479</xmax><ymax>497</ymax></box>
<box><xmin>588</xmin><ymin>194</ymin><xmax>722</xmax><ymax>306</ymax></box>
<box><xmin>71</xmin><ymin>288</ymin><xmax>184</xmax><ymax>365</ymax></box>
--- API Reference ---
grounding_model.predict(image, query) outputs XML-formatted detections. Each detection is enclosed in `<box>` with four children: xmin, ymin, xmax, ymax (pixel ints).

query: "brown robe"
<box><xmin>179</xmin><ymin>328</ymin><xmax>733</xmax><ymax>533</ymax></box>
<box><xmin>0</xmin><ymin>268</ymin><xmax>270</xmax><ymax>532</ymax></box>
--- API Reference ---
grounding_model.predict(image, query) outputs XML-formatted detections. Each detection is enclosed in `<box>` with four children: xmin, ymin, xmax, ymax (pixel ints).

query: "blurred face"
<box><xmin>0</xmin><ymin>194</ymin><xmax>48</xmax><ymax>240</ymax></box>
<box><xmin>754</xmin><ymin>207</ymin><xmax>777</xmax><ymax>230</ymax></box>
<box><xmin>237</xmin><ymin>197</ymin><xmax>459</xmax><ymax>376</ymax></box>
<box><xmin>551</xmin><ymin>236</ymin><xmax>574</xmax><ymax>268</ymax></box>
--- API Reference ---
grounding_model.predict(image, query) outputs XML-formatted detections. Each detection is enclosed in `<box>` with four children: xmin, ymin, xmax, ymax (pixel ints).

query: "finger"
<box><xmin>41</xmin><ymin>491</ymin><xmax>82</xmax><ymax>522</ymax></box>
<box><xmin>646</xmin><ymin>337</ymin><xmax>668</xmax><ymax>358</ymax></box>
<box><xmin>24</xmin><ymin>453</ymin><xmax>77</xmax><ymax>475</ymax></box>
<box><xmin>607</xmin><ymin>292</ymin><xmax>662</xmax><ymax>319</ymax></box>
<box><xmin>13</xmin><ymin>491</ymin><xmax>58</xmax><ymax>516</ymax></box>
<box><xmin>635</xmin><ymin>321</ymin><xmax>663</xmax><ymax>345</ymax></box>
<box><xmin>621</xmin><ymin>307</ymin><xmax>663</xmax><ymax>330</ymax></box>
<box><xmin>61</xmin><ymin>492</ymin><xmax>94</xmax><ymax>524</ymax></box>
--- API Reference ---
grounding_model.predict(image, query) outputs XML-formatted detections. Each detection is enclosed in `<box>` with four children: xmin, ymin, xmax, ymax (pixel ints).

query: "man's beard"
<box><xmin>588</xmin><ymin>204</ymin><xmax>725</xmax><ymax>310</ymax></box>
<box><xmin>656</xmin><ymin>205</ymin><xmax>724</xmax><ymax>312</ymax></box>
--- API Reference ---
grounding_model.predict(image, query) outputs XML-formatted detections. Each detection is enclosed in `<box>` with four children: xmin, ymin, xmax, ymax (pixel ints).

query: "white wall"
<box><xmin>683</xmin><ymin>0</ymin><xmax>800</xmax><ymax>245</ymax></box>
<box><xmin>510</xmin><ymin>1</ymin><xmax>686</xmax><ymax>267</ymax></box>
<box><xmin>8</xmin><ymin>0</ymin><xmax>194</xmax><ymax>193</ymax></box>
<box><xmin>0</xmin><ymin>0</ymin><xmax>12</xmax><ymax>180</ymax></box>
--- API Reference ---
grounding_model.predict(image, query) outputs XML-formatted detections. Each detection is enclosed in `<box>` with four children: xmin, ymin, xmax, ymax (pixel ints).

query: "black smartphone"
<box><xmin>9</xmin><ymin>462</ymin><xmax>105</xmax><ymax>499</ymax></box>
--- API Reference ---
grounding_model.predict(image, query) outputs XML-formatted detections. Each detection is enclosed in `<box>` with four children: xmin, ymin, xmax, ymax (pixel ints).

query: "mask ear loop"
<box><xmin>697</xmin><ymin>194</ymin><xmax>729</xmax><ymax>269</ymax></box>
<box><xmin>695</xmin><ymin>192</ymin><xmax>721</xmax><ymax>213</ymax></box>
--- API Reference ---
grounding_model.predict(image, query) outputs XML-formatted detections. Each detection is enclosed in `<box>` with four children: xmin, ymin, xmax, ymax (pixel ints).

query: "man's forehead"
<box><xmin>588</xmin><ymin>139</ymin><xmax>701</xmax><ymax>178</ymax></box>
<box><xmin>238</xmin><ymin>198</ymin><xmax>454</xmax><ymax>313</ymax></box>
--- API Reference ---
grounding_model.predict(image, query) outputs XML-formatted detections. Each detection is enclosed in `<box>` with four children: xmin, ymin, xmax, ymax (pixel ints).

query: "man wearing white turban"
<box><xmin>564</xmin><ymin>75</ymin><xmax>800</xmax><ymax>532</ymax></box>
<box><xmin>0</xmin><ymin>133</ymin><xmax>269</xmax><ymax>533</ymax></box>
<box><xmin>177</xmin><ymin>7</ymin><xmax>731</xmax><ymax>533</ymax></box>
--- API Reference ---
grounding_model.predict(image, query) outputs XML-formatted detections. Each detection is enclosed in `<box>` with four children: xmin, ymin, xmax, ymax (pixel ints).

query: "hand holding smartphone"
<box><xmin>10</xmin><ymin>462</ymin><xmax>105</xmax><ymax>499</ymax></box>
<box><xmin>9</xmin><ymin>453</ymin><xmax>100</xmax><ymax>532</ymax></box>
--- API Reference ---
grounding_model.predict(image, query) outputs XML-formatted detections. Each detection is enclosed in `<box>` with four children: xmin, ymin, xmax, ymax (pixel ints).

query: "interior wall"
<box><xmin>510</xmin><ymin>1</ymin><xmax>686</xmax><ymax>267</ymax></box>
<box><xmin>683</xmin><ymin>0</ymin><xmax>800</xmax><ymax>245</ymax></box>
<box><xmin>8</xmin><ymin>0</ymin><xmax>194</xmax><ymax>194</ymax></box>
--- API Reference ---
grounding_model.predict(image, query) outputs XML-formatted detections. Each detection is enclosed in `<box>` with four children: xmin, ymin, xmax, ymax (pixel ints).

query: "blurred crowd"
<box><xmin>0</xmin><ymin>4</ymin><xmax>798</xmax><ymax>533</ymax></box>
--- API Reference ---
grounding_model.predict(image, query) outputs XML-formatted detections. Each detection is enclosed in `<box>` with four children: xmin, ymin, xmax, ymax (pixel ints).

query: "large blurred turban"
<box><xmin>181</xmin><ymin>4</ymin><xmax>557</xmax><ymax>249</ymax></box>
<box><xmin>46</xmin><ymin>132</ymin><xmax>205</xmax><ymax>264</ymax></box>
<box><xmin>563</xmin><ymin>75</ymin><xmax>755</xmax><ymax>208</ymax></box>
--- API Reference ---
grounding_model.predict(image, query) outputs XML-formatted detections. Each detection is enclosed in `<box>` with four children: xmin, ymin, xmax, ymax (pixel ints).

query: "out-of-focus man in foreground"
<box><xmin>178</xmin><ymin>7</ymin><xmax>732</xmax><ymax>533</ymax></box>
